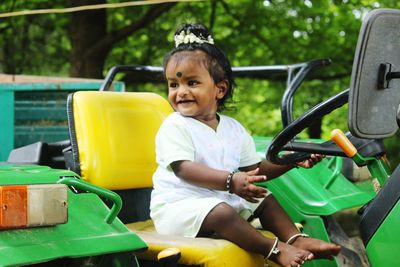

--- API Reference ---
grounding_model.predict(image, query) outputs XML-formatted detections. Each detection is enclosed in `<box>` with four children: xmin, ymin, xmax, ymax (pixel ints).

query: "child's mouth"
<box><xmin>177</xmin><ymin>100</ymin><xmax>195</xmax><ymax>104</ymax></box>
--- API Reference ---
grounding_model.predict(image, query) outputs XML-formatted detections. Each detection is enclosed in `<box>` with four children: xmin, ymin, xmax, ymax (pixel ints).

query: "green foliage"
<box><xmin>2</xmin><ymin>0</ymin><xmax>400</xmax><ymax>165</ymax></box>
<box><xmin>0</xmin><ymin>1</ymin><xmax>70</xmax><ymax>75</ymax></box>
<box><xmin>224</xmin><ymin>79</ymin><xmax>284</xmax><ymax>137</ymax></box>
<box><xmin>384</xmin><ymin>133</ymin><xmax>400</xmax><ymax>169</ymax></box>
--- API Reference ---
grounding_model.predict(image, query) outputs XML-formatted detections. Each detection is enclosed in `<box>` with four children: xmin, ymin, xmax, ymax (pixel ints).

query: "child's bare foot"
<box><xmin>291</xmin><ymin>237</ymin><xmax>341</xmax><ymax>260</ymax></box>
<box><xmin>269</xmin><ymin>242</ymin><xmax>314</xmax><ymax>267</ymax></box>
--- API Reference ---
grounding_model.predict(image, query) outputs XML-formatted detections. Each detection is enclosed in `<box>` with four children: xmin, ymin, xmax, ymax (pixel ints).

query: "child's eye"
<box><xmin>169</xmin><ymin>82</ymin><xmax>178</xmax><ymax>89</ymax></box>
<box><xmin>188</xmin><ymin>80</ymin><xmax>199</xmax><ymax>86</ymax></box>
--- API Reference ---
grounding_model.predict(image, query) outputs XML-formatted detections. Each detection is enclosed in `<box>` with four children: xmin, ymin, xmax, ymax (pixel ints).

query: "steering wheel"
<box><xmin>267</xmin><ymin>89</ymin><xmax>350</xmax><ymax>165</ymax></box>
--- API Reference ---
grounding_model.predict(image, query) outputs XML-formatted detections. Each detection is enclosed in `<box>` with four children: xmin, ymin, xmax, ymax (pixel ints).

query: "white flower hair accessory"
<box><xmin>174</xmin><ymin>30</ymin><xmax>214</xmax><ymax>48</ymax></box>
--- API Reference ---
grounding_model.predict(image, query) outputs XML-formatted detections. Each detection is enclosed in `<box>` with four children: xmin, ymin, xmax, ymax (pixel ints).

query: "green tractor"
<box><xmin>0</xmin><ymin>164</ymin><xmax>148</xmax><ymax>267</ymax></box>
<box><xmin>1</xmin><ymin>8</ymin><xmax>399</xmax><ymax>267</ymax></box>
<box><xmin>264</xmin><ymin>8</ymin><xmax>400</xmax><ymax>267</ymax></box>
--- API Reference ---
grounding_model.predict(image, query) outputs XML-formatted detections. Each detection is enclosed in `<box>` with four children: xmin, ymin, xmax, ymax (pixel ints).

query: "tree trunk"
<box><xmin>69</xmin><ymin>1</ymin><xmax>176</xmax><ymax>79</ymax></box>
<box><xmin>69</xmin><ymin>0</ymin><xmax>107</xmax><ymax>78</ymax></box>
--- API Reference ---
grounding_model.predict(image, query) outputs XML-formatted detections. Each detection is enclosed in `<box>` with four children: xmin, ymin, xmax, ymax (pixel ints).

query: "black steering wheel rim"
<box><xmin>267</xmin><ymin>88</ymin><xmax>349</xmax><ymax>165</ymax></box>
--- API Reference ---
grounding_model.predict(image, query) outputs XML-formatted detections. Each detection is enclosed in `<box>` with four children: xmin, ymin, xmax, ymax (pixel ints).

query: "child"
<box><xmin>150</xmin><ymin>23</ymin><xmax>341</xmax><ymax>266</ymax></box>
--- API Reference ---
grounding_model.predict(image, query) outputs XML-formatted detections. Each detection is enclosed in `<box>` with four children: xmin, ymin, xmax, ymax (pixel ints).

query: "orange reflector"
<box><xmin>0</xmin><ymin>184</ymin><xmax>68</xmax><ymax>230</ymax></box>
<box><xmin>0</xmin><ymin>185</ymin><xmax>27</xmax><ymax>229</ymax></box>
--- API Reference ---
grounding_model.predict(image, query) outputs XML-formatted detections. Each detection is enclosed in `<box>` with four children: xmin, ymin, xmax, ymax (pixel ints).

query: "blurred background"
<box><xmin>1</xmin><ymin>0</ymin><xmax>399</xmax><ymax>166</ymax></box>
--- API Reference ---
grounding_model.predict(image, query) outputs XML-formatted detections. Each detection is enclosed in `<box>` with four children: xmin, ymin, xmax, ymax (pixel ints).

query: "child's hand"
<box><xmin>295</xmin><ymin>153</ymin><xmax>325</xmax><ymax>168</ymax></box>
<box><xmin>230</xmin><ymin>168</ymin><xmax>268</xmax><ymax>203</ymax></box>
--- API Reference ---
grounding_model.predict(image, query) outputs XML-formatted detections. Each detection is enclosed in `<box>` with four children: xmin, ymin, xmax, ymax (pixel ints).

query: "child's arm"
<box><xmin>240</xmin><ymin>154</ymin><xmax>325</xmax><ymax>180</ymax></box>
<box><xmin>171</xmin><ymin>160</ymin><xmax>268</xmax><ymax>202</ymax></box>
<box><xmin>242</xmin><ymin>160</ymin><xmax>292</xmax><ymax>180</ymax></box>
<box><xmin>170</xmin><ymin>160</ymin><xmax>230</xmax><ymax>190</ymax></box>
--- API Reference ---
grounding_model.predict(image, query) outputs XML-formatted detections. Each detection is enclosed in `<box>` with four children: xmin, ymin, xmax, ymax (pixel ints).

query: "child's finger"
<box><xmin>303</xmin><ymin>161</ymin><xmax>311</xmax><ymax>168</ymax></box>
<box><xmin>248</xmin><ymin>184</ymin><xmax>267</xmax><ymax>195</ymax></box>
<box><xmin>247</xmin><ymin>175</ymin><xmax>267</xmax><ymax>183</ymax></box>
<box><xmin>311</xmin><ymin>153</ymin><xmax>325</xmax><ymax>163</ymax></box>
<box><xmin>244</xmin><ymin>192</ymin><xmax>266</xmax><ymax>202</ymax></box>
<box><xmin>245</xmin><ymin>196</ymin><xmax>259</xmax><ymax>203</ymax></box>
<box><xmin>246</xmin><ymin>168</ymin><xmax>260</xmax><ymax>176</ymax></box>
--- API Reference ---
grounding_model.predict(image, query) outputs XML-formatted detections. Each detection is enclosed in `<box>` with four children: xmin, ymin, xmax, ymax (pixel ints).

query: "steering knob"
<box><xmin>331</xmin><ymin>129</ymin><xmax>357</xmax><ymax>157</ymax></box>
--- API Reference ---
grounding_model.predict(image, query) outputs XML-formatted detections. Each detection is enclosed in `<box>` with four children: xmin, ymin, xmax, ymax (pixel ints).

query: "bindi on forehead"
<box><xmin>176</xmin><ymin>72</ymin><xmax>182</xmax><ymax>78</ymax></box>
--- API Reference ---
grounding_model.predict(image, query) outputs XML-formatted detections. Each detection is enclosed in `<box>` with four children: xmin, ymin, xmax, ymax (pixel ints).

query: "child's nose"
<box><xmin>177</xmin><ymin>85</ymin><xmax>189</xmax><ymax>96</ymax></box>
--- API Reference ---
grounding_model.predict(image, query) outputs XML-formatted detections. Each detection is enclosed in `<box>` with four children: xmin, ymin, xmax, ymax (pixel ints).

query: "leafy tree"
<box><xmin>1</xmin><ymin>0</ymin><xmax>400</xmax><ymax>164</ymax></box>
<box><xmin>0</xmin><ymin>1</ymin><xmax>70</xmax><ymax>75</ymax></box>
<box><xmin>69</xmin><ymin>0</ymin><xmax>176</xmax><ymax>78</ymax></box>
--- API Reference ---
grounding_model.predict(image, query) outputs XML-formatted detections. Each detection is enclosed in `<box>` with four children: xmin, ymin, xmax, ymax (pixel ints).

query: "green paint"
<box><xmin>352</xmin><ymin>153</ymin><xmax>390</xmax><ymax>186</ymax></box>
<box><xmin>0</xmin><ymin>91</ymin><xmax>14</xmax><ymax>160</ymax></box>
<box><xmin>0</xmin><ymin>81</ymin><xmax>124</xmax><ymax>161</ymax></box>
<box><xmin>57</xmin><ymin>177</ymin><xmax>122</xmax><ymax>224</ymax></box>
<box><xmin>254</xmin><ymin>136</ymin><xmax>376</xmax><ymax>215</ymax></box>
<box><xmin>365</xmin><ymin>201</ymin><xmax>400</xmax><ymax>266</ymax></box>
<box><xmin>0</xmin><ymin>164</ymin><xmax>146</xmax><ymax>266</ymax></box>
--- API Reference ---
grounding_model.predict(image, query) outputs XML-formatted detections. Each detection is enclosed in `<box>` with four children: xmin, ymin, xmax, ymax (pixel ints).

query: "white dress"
<box><xmin>150</xmin><ymin>112</ymin><xmax>262</xmax><ymax>237</ymax></box>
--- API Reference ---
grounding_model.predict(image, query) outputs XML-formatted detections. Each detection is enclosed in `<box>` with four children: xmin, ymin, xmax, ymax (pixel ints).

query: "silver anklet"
<box><xmin>266</xmin><ymin>237</ymin><xmax>280</xmax><ymax>259</ymax></box>
<box><xmin>286</xmin><ymin>233</ymin><xmax>309</xmax><ymax>244</ymax></box>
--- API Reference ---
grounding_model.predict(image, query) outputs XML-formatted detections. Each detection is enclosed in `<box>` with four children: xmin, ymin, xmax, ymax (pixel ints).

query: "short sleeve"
<box><xmin>156</xmin><ymin>117</ymin><xmax>195</xmax><ymax>168</ymax></box>
<box><xmin>239</xmin><ymin>130</ymin><xmax>261</xmax><ymax>168</ymax></box>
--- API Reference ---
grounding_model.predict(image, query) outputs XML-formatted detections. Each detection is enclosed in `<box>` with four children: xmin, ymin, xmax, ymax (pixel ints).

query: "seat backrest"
<box><xmin>67</xmin><ymin>91</ymin><xmax>173</xmax><ymax>190</ymax></box>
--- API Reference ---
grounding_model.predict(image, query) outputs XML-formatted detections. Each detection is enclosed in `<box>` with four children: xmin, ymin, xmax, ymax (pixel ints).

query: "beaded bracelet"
<box><xmin>226</xmin><ymin>172</ymin><xmax>235</xmax><ymax>193</ymax></box>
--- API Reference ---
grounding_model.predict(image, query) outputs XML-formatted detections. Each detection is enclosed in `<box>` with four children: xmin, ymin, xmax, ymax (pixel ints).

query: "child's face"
<box><xmin>165</xmin><ymin>51</ymin><xmax>227</xmax><ymax>120</ymax></box>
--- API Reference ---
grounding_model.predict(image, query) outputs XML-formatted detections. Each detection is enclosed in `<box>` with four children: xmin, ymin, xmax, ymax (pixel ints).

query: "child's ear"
<box><xmin>216</xmin><ymin>80</ymin><xmax>229</xmax><ymax>99</ymax></box>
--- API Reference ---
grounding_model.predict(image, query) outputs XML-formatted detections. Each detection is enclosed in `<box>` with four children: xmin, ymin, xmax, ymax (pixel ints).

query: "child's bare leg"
<box><xmin>254</xmin><ymin>195</ymin><xmax>341</xmax><ymax>259</ymax></box>
<box><xmin>198</xmin><ymin>202</ymin><xmax>313</xmax><ymax>266</ymax></box>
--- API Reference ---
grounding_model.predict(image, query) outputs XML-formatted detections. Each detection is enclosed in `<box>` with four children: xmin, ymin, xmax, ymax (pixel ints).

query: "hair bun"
<box><xmin>174</xmin><ymin>23</ymin><xmax>214</xmax><ymax>48</ymax></box>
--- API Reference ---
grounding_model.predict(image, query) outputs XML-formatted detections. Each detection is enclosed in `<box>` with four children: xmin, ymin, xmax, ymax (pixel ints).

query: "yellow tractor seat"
<box><xmin>128</xmin><ymin>219</ymin><xmax>274</xmax><ymax>267</ymax></box>
<box><xmin>66</xmin><ymin>91</ymin><xmax>277</xmax><ymax>267</ymax></box>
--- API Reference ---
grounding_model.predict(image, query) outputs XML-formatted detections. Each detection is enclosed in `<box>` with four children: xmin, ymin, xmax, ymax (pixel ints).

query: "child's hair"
<box><xmin>163</xmin><ymin>23</ymin><xmax>235</xmax><ymax>111</ymax></box>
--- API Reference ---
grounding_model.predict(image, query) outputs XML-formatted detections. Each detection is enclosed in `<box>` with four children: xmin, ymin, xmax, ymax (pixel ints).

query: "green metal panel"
<box><xmin>14</xmin><ymin>125</ymin><xmax>69</xmax><ymax>147</ymax></box>
<box><xmin>0</xmin><ymin>82</ymin><xmax>124</xmax><ymax>91</ymax></box>
<box><xmin>275</xmin><ymin>195</ymin><xmax>339</xmax><ymax>267</ymax></box>
<box><xmin>253</xmin><ymin>136</ymin><xmax>376</xmax><ymax>215</ymax></box>
<box><xmin>266</xmin><ymin>166</ymin><xmax>375</xmax><ymax>215</ymax></box>
<box><xmin>365</xmin><ymin>201</ymin><xmax>400</xmax><ymax>266</ymax></box>
<box><xmin>15</xmin><ymin>100</ymin><xmax>68</xmax><ymax>120</ymax></box>
<box><xmin>0</xmin><ymin>81</ymin><xmax>124</xmax><ymax>161</ymax></box>
<box><xmin>0</xmin><ymin>164</ymin><xmax>147</xmax><ymax>266</ymax></box>
<box><xmin>0</xmin><ymin>91</ymin><xmax>14</xmax><ymax>161</ymax></box>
